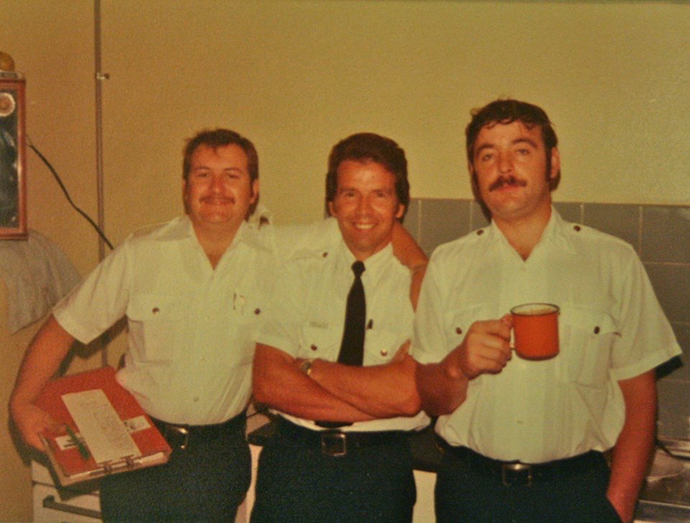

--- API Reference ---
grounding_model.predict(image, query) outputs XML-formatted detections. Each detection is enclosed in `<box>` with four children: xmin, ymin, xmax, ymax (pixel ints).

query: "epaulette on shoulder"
<box><xmin>472</xmin><ymin>227</ymin><xmax>489</xmax><ymax>238</ymax></box>
<box><xmin>565</xmin><ymin>221</ymin><xmax>634</xmax><ymax>250</ymax></box>
<box><xmin>130</xmin><ymin>221</ymin><xmax>168</xmax><ymax>239</ymax></box>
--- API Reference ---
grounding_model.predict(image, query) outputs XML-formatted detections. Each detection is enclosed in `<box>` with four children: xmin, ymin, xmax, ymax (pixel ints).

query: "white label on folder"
<box><xmin>62</xmin><ymin>389</ymin><xmax>142</xmax><ymax>464</ymax></box>
<box><xmin>54</xmin><ymin>416</ymin><xmax>151</xmax><ymax>451</ymax></box>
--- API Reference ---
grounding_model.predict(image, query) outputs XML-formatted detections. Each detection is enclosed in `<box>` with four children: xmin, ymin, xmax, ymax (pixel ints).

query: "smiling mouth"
<box><xmin>353</xmin><ymin>223</ymin><xmax>375</xmax><ymax>231</ymax></box>
<box><xmin>489</xmin><ymin>175</ymin><xmax>527</xmax><ymax>192</ymax></box>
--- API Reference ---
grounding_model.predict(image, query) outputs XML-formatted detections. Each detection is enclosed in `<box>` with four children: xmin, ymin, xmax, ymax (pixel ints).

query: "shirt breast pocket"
<box><xmin>300</xmin><ymin>323</ymin><xmax>341</xmax><ymax>359</ymax></box>
<box><xmin>127</xmin><ymin>294</ymin><xmax>186</xmax><ymax>362</ymax></box>
<box><xmin>558</xmin><ymin>304</ymin><xmax>619</xmax><ymax>387</ymax></box>
<box><xmin>444</xmin><ymin>305</ymin><xmax>484</xmax><ymax>352</ymax></box>
<box><xmin>365</xmin><ymin>328</ymin><xmax>403</xmax><ymax>365</ymax></box>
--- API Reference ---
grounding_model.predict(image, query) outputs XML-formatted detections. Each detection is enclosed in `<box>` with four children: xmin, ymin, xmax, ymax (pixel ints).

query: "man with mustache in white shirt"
<box><xmin>415</xmin><ymin>99</ymin><xmax>681</xmax><ymax>523</ymax></box>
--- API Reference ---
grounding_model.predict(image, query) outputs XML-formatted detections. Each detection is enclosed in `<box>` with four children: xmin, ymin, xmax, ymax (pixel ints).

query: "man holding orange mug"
<box><xmin>414</xmin><ymin>99</ymin><xmax>681</xmax><ymax>522</ymax></box>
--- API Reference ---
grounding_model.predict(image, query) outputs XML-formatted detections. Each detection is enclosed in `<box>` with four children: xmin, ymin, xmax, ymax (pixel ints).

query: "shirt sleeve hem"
<box><xmin>610</xmin><ymin>344</ymin><xmax>683</xmax><ymax>381</ymax></box>
<box><xmin>53</xmin><ymin>306</ymin><xmax>98</xmax><ymax>345</ymax></box>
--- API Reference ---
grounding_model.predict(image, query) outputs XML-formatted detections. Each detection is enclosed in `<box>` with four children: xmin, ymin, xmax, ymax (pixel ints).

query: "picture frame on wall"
<box><xmin>0</xmin><ymin>74</ymin><xmax>27</xmax><ymax>240</ymax></box>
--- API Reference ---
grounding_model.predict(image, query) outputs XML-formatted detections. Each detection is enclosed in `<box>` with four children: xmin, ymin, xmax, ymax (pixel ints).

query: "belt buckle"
<box><xmin>167</xmin><ymin>425</ymin><xmax>190</xmax><ymax>450</ymax></box>
<box><xmin>320</xmin><ymin>431</ymin><xmax>347</xmax><ymax>457</ymax></box>
<box><xmin>501</xmin><ymin>462</ymin><xmax>533</xmax><ymax>487</ymax></box>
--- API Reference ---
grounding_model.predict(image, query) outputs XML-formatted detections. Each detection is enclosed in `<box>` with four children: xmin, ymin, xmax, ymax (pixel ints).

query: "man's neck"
<box><xmin>493</xmin><ymin>205</ymin><xmax>552</xmax><ymax>261</ymax></box>
<box><xmin>192</xmin><ymin>221</ymin><xmax>242</xmax><ymax>269</ymax></box>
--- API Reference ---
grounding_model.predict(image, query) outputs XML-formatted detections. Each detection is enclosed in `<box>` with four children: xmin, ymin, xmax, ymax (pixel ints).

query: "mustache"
<box><xmin>201</xmin><ymin>194</ymin><xmax>234</xmax><ymax>202</ymax></box>
<box><xmin>489</xmin><ymin>175</ymin><xmax>527</xmax><ymax>192</ymax></box>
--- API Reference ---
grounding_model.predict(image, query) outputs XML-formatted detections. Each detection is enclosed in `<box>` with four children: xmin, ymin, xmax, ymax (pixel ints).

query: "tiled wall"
<box><xmin>406</xmin><ymin>198</ymin><xmax>690</xmax><ymax>440</ymax></box>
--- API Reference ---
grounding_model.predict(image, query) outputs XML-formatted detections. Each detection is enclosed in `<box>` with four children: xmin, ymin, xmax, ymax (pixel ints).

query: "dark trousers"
<box><xmin>99</xmin><ymin>418</ymin><xmax>251</xmax><ymax>522</ymax></box>
<box><xmin>435</xmin><ymin>449</ymin><xmax>622</xmax><ymax>523</ymax></box>
<box><xmin>251</xmin><ymin>422</ymin><xmax>417</xmax><ymax>523</ymax></box>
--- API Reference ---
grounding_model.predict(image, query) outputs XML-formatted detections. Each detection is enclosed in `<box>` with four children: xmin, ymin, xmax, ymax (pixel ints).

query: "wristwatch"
<box><xmin>299</xmin><ymin>359</ymin><xmax>314</xmax><ymax>376</ymax></box>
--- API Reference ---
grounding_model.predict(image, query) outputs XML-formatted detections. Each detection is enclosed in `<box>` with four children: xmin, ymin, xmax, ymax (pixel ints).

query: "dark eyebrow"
<box><xmin>474</xmin><ymin>136</ymin><xmax>540</xmax><ymax>159</ymax></box>
<box><xmin>511</xmin><ymin>137</ymin><xmax>539</xmax><ymax>149</ymax></box>
<box><xmin>191</xmin><ymin>166</ymin><xmax>244</xmax><ymax>173</ymax></box>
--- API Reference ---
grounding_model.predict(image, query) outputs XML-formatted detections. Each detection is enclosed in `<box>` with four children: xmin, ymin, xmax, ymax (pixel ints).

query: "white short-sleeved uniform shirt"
<box><xmin>54</xmin><ymin>213</ymin><xmax>340</xmax><ymax>426</ymax></box>
<box><xmin>257</xmin><ymin>239</ymin><xmax>429</xmax><ymax>433</ymax></box>
<box><xmin>413</xmin><ymin>209</ymin><xmax>681</xmax><ymax>463</ymax></box>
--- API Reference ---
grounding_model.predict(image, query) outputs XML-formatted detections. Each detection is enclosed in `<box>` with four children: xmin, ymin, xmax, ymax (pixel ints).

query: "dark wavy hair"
<box><xmin>182</xmin><ymin>128</ymin><xmax>259</xmax><ymax>217</ymax></box>
<box><xmin>465</xmin><ymin>99</ymin><xmax>560</xmax><ymax>191</ymax></box>
<box><xmin>183</xmin><ymin>128</ymin><xmax>259</xmax><ymax>184</ymax></box>
<box><xmin>325</xmin><ymin>132</ymin><xmax>409</xmax><ymax>220</ymax></box>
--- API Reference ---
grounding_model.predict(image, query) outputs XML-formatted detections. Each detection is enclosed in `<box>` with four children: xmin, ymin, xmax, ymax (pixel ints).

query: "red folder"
<box><xmin>35</xmin><ymin>366</ymin><xmax>171</xmax><ymax>486</ymax></box>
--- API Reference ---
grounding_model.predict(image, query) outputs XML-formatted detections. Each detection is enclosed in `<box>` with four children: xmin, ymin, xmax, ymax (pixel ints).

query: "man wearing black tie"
<box><xmin>252</xmin><ymin>133</ymin><xmax>428</xmax><ymax>522</ymax></box>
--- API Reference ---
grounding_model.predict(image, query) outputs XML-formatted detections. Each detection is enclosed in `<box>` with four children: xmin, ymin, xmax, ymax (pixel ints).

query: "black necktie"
<box><xmin>337</xmin><ymin>261</ymin><xmax>366</xmax><ymax>366</ymax></box>
<box><xmin>315</xmin><ymin>261</ymin><xmax>366</xmax><ymax>428</ymax></box>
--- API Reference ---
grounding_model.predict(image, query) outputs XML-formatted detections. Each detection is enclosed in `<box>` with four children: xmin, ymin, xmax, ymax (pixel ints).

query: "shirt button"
<box><xmin>476</xmin><ymin>229</ymin><xmax>484</xmax><ymax>236</ymax></box>
<box><xmin>380</xmin><ymin>349</ymin><xmax>388</xmax><ymax>357</ymax></box>
<box><xmin>311</xmin><ymin>344</ymin><xmax>318</xmax><ymax>351</ymax></box>
<box><xmin>152</xmin><ymin>307</ymin><xmax>160</xmax><ymax>314</ymax></box>
<box><xmin>455</xmin><ymin>327</ymin><xmax>463</xmax><ymax>335</ymax></box>
<box><xmin>573</xmin><ymin>225</ymin><xmax>581</xmax><ymax>232</ymax></box>
<box><xmin>322</xmin><ymin>251</ymin><xmax>329</xmax><ymax>258</ymax></box>
<box><xmin>254</xmin><ymin>308</ymin><xmax>261</xmax><ymax>315</ymax></box>
<box><xmin>593</xmin><ymin>326</ymin><xmax>600</xmax><ymax>334</ymax></box>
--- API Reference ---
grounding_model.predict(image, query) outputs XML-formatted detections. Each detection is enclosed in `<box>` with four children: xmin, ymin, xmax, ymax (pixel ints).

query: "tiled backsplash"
<box><xmin>406</xmin><ymin>198</ymin><xmax>690</xmax><ymax>440</ymax></box>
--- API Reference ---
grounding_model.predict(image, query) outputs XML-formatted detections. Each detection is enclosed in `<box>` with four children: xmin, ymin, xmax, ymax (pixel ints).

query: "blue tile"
<box><xmin>418</xmin><ymin>199</ymin><xmax>470</xmax><ymax>255</ymax></box>
<box><xmin>641</xmin><ymin>206</ymin><xmax>690</xmax><ymax>263</ymax></box>
<box><xmin>469</xmin><ymin>200</ymin><xmax>490</xmax><ymax>230</ymax></box>
<box><xmin>644</xmin><ymin>263</ymin><xmax>690</xmax><ymax>324</ymax></box>
<box><xmin>554</xmin><ymin>202</ymin><xmax>583</xmax><ymax>224</ymax></box>
<box><xmin>583</xmin><ymin>204</ymin><xmax>641</xmax><ymax>253</ymax></box>
<box><xmin>657</xmin><ymin>379</ymin><xmax>690</xmax><ymax>440</ymax></box>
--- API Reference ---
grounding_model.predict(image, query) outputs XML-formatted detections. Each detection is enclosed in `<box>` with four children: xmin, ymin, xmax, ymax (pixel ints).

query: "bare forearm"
<box><xmin>253</xmin><ymin>345</ymin><xmax>373</xmax><ymax>423</ymax></box>
<box><xmin>392</xmin><ymin>221</ymin><xmax>427</xmax><ymax>273</ymax></box>
<box><xmin>416</xmin><ymin>361</ymin><xmax>468</xmax><ymax>417</ymax></box>
<box><xmin>607</xmin><ymin>371</ymin><xmax>657</xmax><ymax>523</ymax></box>
<box><xmin>309</xmin><ymin>356</ymin><xmax>421</xmax><ymax>418</ymax></box>
<box><xmin>10</xmin><ymin>315</ymin><xmax>74</xmax><ymax>409</ymax></box>
<box><xmin>9</xmin><ymin>315</ymin><xmax>75</xmax><ymax>450</ymax></box>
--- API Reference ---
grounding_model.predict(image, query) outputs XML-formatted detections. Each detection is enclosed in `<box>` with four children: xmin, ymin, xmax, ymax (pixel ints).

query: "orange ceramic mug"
<box><xmin>511</xmin><ymin>303</ymin><xmax>560</xmax><ymax>360</ymax></box>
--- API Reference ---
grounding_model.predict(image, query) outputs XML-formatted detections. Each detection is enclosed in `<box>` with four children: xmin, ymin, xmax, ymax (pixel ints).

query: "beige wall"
<box><xmin>2</xmin><ymin>0</ymin><xmax>689</xmax><ymax>520</ymax></box>
<box><xmin>3</xmin><ymin>2</ymin><xmax>98</xmax><ymax>521</ymax></box>
<box><xmin>98</xmin><ymin>0</ymin><xmax>690</xmax><ymax>237</ymax></box>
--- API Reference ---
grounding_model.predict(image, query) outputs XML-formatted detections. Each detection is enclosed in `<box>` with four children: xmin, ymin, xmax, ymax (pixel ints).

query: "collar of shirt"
<box><xmin>249</xmin><ymin>203</ymin><xmax>273</xmax><ymax>227</ymax></box>
<box><xmin>151</xmin><ymin>215</ymin><xmax>272</xmax><ymax>254</ymax></box>
<box><xmin>335</xmin><ymin>238</ymin><xmax>397</xmax><ymax>291</ymax></box>
<box><xmin>486</xmin><ymin>207</ymin><xmax>577</xmax><ymax>257</ymax></box>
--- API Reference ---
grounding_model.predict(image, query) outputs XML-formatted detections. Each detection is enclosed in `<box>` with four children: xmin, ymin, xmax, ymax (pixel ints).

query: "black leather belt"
<box><xmin>278</xmin><ymin>418</ymin><xmax>406</xmax><ymax>458</ymax></box>
<box><xmin>444</xmin><ymin>444</ymin><xmax>605</xmax><ymax>487</ymax></box>
<box><xmin>151</xmin><ymin>411</ymin><xmax>246</xmax><ymax>450</ymax></box>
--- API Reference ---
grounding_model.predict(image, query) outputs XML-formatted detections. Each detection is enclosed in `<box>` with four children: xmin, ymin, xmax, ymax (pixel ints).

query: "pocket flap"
<box><xmin>127</xmin><ymin>294</ymin><xmax>186</xmax><ymax>321</ymax></box>
<box><xmin>560</xmin><ymin>304</ymin><xmax>618</xmax><ymax>335</ymax></box>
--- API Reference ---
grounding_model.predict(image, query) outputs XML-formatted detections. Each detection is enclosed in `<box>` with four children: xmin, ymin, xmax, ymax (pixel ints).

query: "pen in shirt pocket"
<box><xmin>233</xmin><ymin>292</ymin><xmax>246</xmax><ymax>312</ymax></box>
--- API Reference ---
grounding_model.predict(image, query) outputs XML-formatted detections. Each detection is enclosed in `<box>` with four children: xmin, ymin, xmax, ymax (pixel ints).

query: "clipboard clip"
<box><xmin>98</xmin><ymin>455</ymin><xmax>140</xmax><ymax>476</ymax></box>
